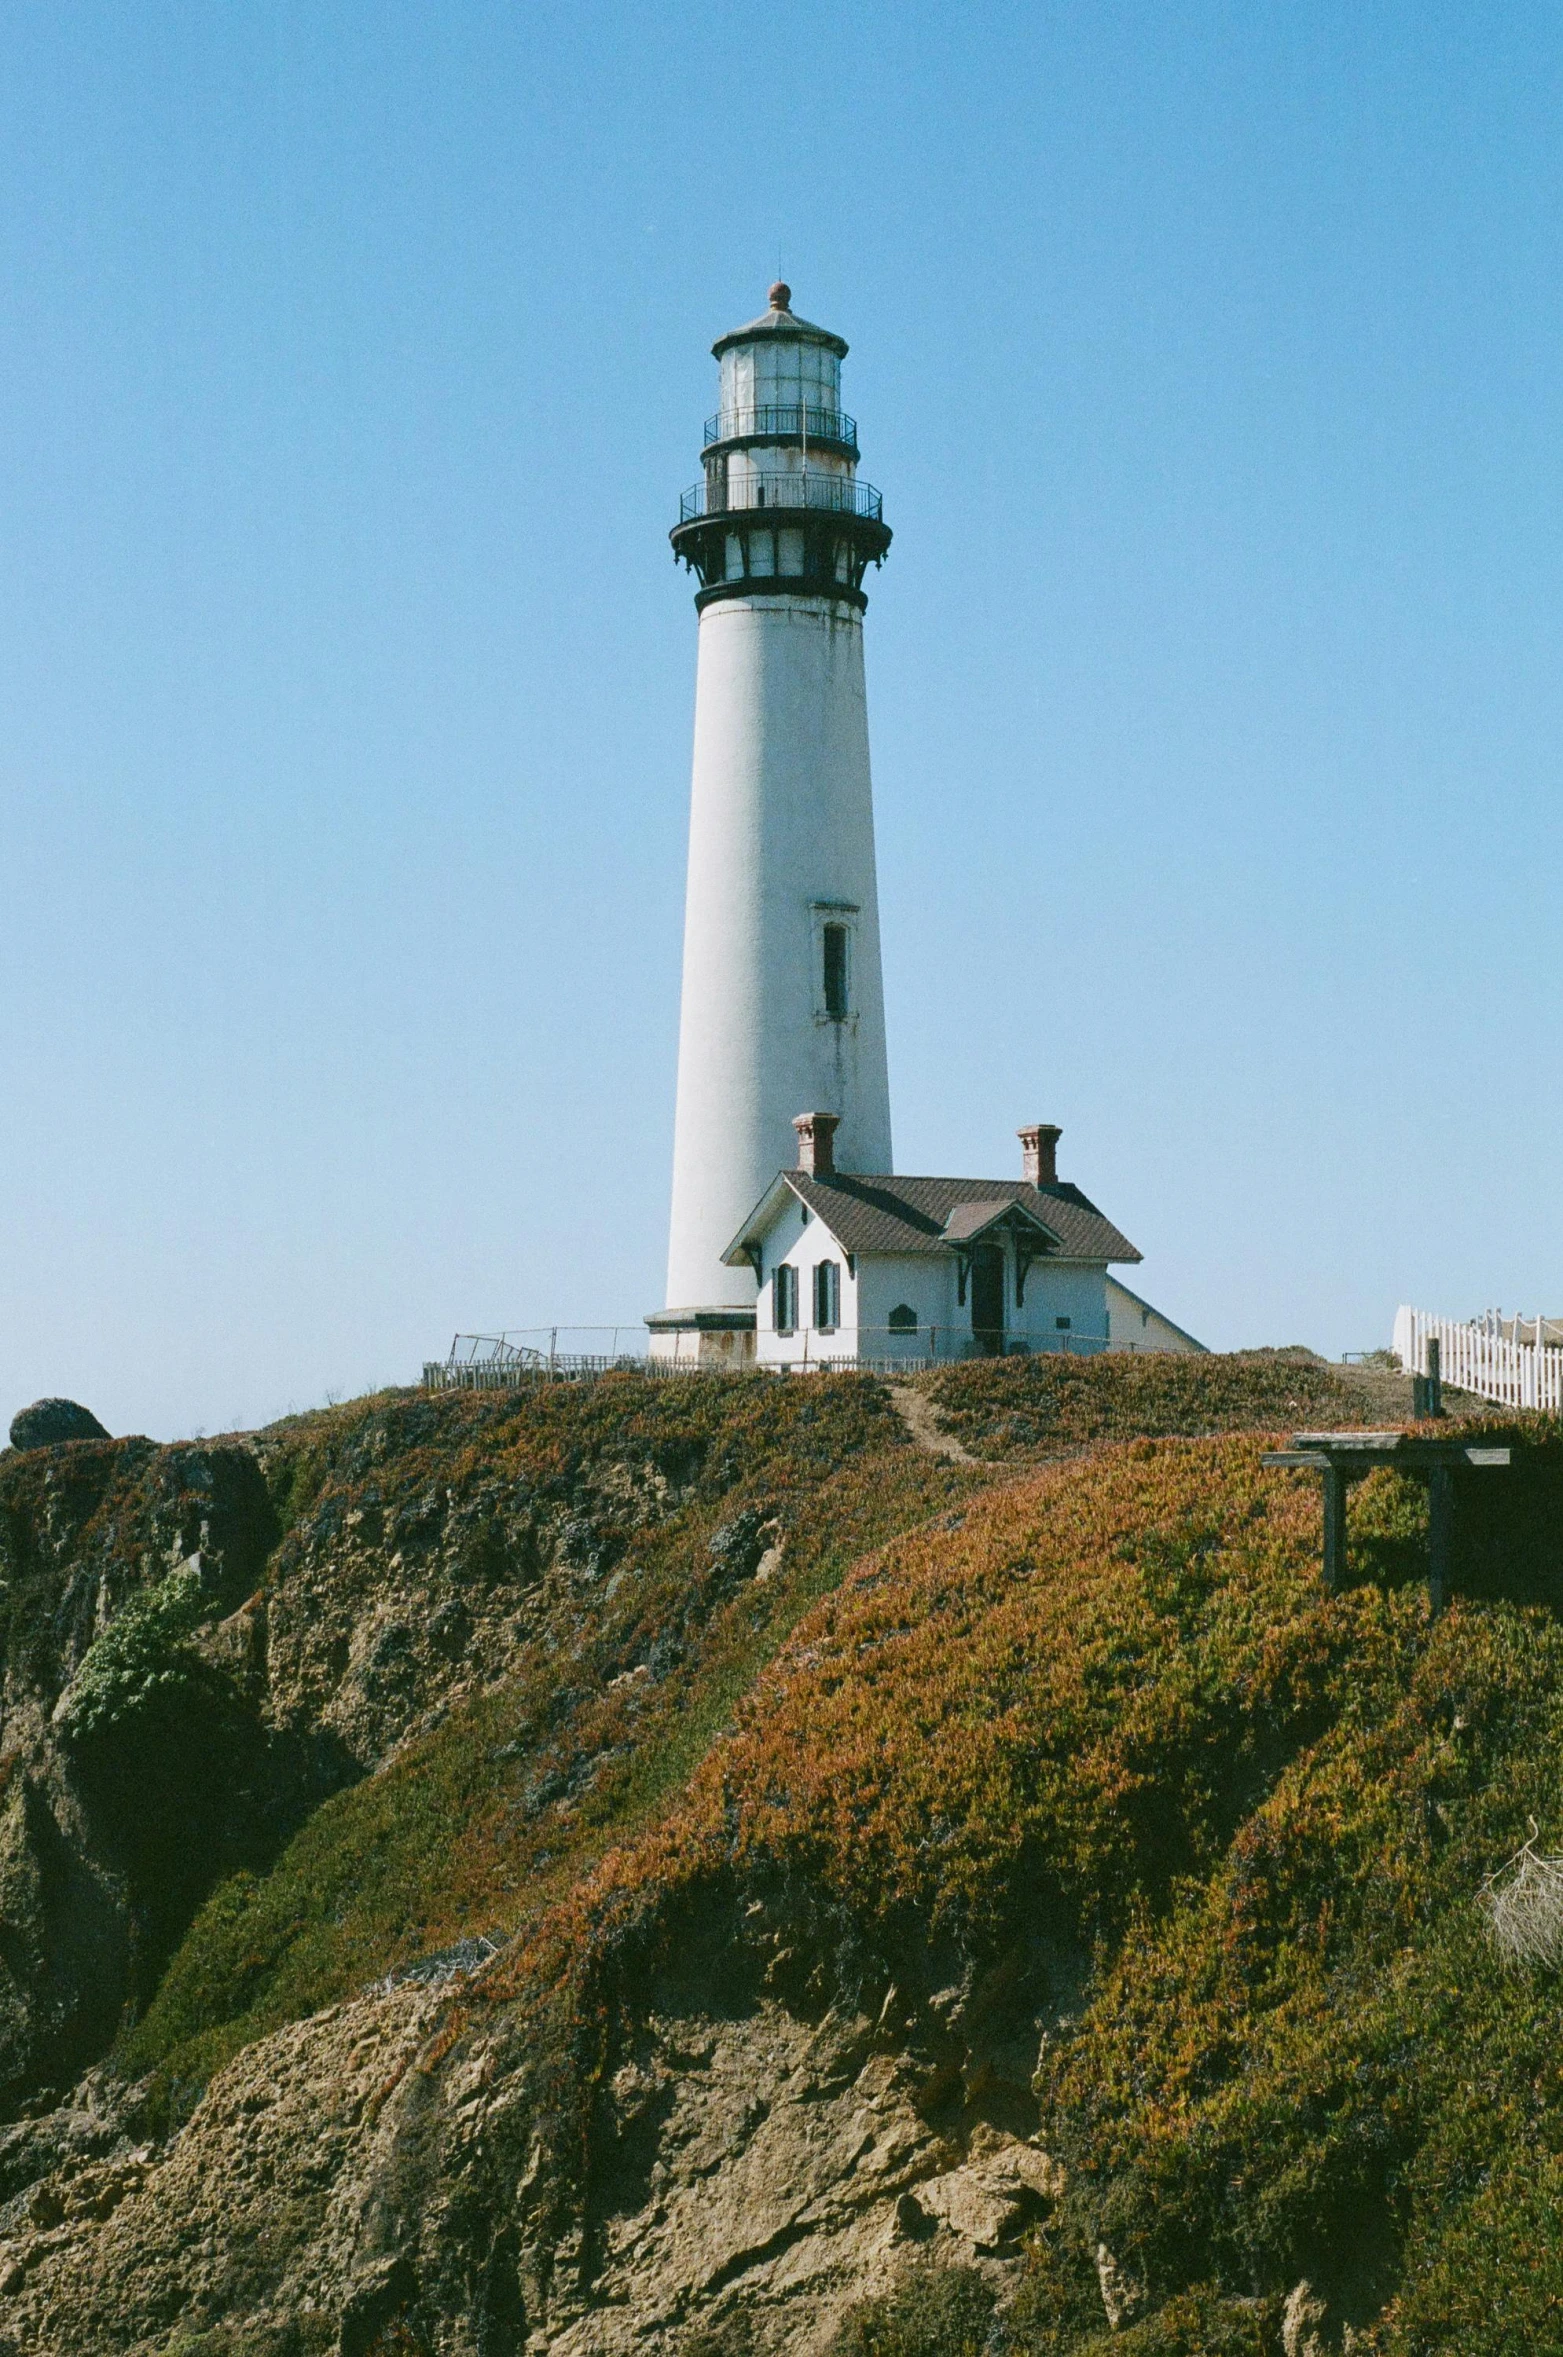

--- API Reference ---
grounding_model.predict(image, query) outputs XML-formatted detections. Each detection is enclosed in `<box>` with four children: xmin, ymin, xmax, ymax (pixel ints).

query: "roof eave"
<box><xmin>711</xmin><ymin>311</ymin><xmax>850</xmax><ymax>360</ymax></box>
<box><xmin>721</xmin><ymin>1170</ymin><xmax>854</xmax><ymax>1265</ymax></box>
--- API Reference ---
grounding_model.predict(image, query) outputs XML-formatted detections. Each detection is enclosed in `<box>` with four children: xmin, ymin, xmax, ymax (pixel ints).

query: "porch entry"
<box><xmin>970</xmin><ymin>1243</ymin><xmax>1005</xmax><ymax>1355</ymax></box>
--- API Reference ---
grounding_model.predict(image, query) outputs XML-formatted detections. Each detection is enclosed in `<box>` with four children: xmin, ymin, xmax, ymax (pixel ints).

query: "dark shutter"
<box><xmin>774</xmin><ymin>1265</ymin><xmax>796</xmax><ymax>1334</ymax></box>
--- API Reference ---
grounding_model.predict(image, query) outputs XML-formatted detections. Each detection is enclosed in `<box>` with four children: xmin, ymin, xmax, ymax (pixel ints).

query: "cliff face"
<box><xmin>0</xmin><ymin>1380</ymin><xmax>967</xmax><ymax>2118</ymax></box>
<box><xmin>0</xmin><ymin>1370</ymin><xmax>1560</xmax><ymax>2355</ymax></box>
<box><xmin>0</xmin><ymin>1436</ymin><xmax>284</xmax><ymax>2109</ymax></box>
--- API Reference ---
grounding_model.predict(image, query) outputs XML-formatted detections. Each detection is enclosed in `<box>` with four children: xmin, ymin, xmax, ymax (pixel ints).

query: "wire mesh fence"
<box><xmin>758</xmin><ymin>1325</ymin><xmax>1109</xmax><ymax>1372</ymax></box>
<box><xmin>423</xmin><ymin>1331</ymin><xmax>659</xmax><ymax>1389</ymax></box>
<box><xmin>423</xmin><ymin>1325</ymin><xmax>1112</xmax><ymax>1390</ymax></box>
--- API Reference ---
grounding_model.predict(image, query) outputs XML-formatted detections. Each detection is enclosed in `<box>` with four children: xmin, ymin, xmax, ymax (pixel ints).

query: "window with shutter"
<box><xmin>822</xmin><ymin>924</ymin><xmax>849</xmax><ymax>1021</ymax></box>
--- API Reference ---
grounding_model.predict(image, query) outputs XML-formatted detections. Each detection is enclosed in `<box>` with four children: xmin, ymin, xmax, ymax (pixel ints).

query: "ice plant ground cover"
<box><xmin>8</xmin><ymin>1376</ymin><xmax>1563</xmax><ymax>2352</ymax></box>
<box><xmin>463</xmin><ymin>1416</ymin><xmax>1563</xmax><ymax>2353</ymax></box>
<box><xmin>922</xmin><ymin>1350</ymin><xmax>1375</xmax><ymax>1461</ymax></box>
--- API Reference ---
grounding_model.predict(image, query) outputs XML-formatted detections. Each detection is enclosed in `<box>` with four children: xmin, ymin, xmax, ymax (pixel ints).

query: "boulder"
<box><xmin>8</xmin><ymin>1400</ymin><xmax>110</xmax><ymax>1451</ymax></box>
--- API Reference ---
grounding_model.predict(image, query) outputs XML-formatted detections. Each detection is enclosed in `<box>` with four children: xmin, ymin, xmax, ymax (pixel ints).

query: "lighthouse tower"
<box><xmin>648</xmin><ymin>286</ymin><xmax>895</xmax><ymax>1365</ymax></box>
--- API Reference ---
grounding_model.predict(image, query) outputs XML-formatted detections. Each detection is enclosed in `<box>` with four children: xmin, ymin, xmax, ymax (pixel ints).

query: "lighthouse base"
<box><xmin>645</xmin><ymin>1307</ymin><xmax>757</xmax><ymax>1372</ymax></box>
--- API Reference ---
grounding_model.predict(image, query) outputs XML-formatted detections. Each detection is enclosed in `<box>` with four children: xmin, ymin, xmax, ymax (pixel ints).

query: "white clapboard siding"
<box><xmin>1393</xmin><ymin>1306</ymin><xmax>1563</xmax><ymax>1413</ymax></box>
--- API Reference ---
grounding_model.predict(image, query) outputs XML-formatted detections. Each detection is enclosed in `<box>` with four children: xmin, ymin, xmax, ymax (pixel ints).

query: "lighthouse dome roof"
<box><xmin>712</xmin><ymin>284</ymin><xmax>848</xmax><ymax>361</ymax></box>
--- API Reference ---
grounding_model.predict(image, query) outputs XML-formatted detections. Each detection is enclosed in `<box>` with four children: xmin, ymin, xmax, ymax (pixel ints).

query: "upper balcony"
<box><xmin>679</xmin><ymin>473</ymin><xmax>883</xmax><ymax>526</ymax></box>
<box><xmin>703</xmin><ymin>403</ymin><xmax>859</xmax><ymax>457</ymax></box>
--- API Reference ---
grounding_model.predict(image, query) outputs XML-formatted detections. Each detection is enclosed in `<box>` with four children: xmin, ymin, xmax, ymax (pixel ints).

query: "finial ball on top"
<box><xmin>768</xmin><ymin>281</ymin><xmax>791</xmax><ymax>312</ymax></box>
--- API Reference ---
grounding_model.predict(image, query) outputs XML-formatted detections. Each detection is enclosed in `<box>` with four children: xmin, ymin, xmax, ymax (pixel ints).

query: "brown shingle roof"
<box><xmin>747</xmin><ymin>1172</ymin><xmax>1140</xmax><ymax>1265</ymax></box>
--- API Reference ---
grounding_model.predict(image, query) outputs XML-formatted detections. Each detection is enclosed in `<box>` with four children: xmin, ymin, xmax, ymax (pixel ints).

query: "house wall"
<box><xmin>751</xmin><ymin>1204</ymin><xmax>1114</xmax><ymax>1368</ymax></box>
<box><xmin>754</xmin><ymin>1195</ymin><xmax>865</xmax><ymax>1369</ymax></box>
<box><xmin>1009</xmin><ymin>1257</ymin><xmax>1110</xmax><ymax>1352</ymax></box>
<box><xmin>1104</xmin><ymin>1277</ymin><xmax>1206</xmax><ymax>1355</ymax></box>
<box><xmin>855</xmin><ymin>1255</ymin><xmax>957</xmax><ymax>1363</ymax></box>
<box><xmin>647</xmin><ymin>1323</ymin><xmax>756</xmax><ymax>1370</ymax></box>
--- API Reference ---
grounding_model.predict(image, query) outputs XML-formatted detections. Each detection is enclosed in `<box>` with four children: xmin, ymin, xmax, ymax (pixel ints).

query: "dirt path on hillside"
<box><xmin>888</xmin><ymin>1385</ymin><xmax>980</xmax><ymax>1463</ymax></box>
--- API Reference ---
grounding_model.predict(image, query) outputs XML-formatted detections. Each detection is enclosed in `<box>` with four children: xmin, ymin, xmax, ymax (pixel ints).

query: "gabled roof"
<box><xmin>939</xmin><ymin>1198</ymin><xmax>1059</xmax><ymax>1246</ymax></box>
<box><xmin>724</xmin><ymin>1171</ymin><xmax>1141</xmax><ymax>1268</ymax></box>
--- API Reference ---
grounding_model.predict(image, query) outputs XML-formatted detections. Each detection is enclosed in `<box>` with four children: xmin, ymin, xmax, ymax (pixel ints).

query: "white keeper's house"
<box><xmin>646</xmin><ymin>285</ymin><xmax>1202</xmax><ymax>1371</ymax></box>
<box><xmin>727</xmin><ymin>1114</ymin><xmax>1143</xmax><ymax>1371</ymax></box>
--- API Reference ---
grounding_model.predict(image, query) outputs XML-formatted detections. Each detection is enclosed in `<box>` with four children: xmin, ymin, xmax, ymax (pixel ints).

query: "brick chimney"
<box><xmin>1018</xmin><ymin>1122</ymin><xmax>1061</xmax><ymax>1187</ymax></box>
<box><xmin>793</xmin><ymin>1111</ymin><xmax>839</xmax><ymax>1178</ymax></box>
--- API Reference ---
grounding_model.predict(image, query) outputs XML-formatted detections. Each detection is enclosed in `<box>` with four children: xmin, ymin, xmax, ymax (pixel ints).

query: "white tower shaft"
<box><xmin>665</xmin><ymin>593</ymin><xmax>892</xmax><ymax>1312</ymax></box>
<box><xmin>654</xmin><ymin>287</ymin><xmax>894</xmax><ymax>1352</ymax></box>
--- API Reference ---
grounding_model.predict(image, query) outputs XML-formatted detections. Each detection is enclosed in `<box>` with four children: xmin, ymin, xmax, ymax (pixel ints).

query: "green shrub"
<box><xmin>681</xmin><ymin>2317</ymin><xmax>756</xmax><ymax>2357</ymax></box>
<box><xmin>829</xmin><ymin>2264</ymin><xmax>995</xmax><ymax>2356</ymax></box>
<box><xmin>154</xmin><ymin>2319</ymin><xmax>335</xmax><ymax>2357</ymax></box>
<box><xmin>57</xmin><ymin>1559</ymin><xmax>208</xmax><ymax>1740</ymax></box>
<box><xmin>1385</xmin><ymin>2150</ymin><xmax>1563</xmax><ymax>2351</ymax></box>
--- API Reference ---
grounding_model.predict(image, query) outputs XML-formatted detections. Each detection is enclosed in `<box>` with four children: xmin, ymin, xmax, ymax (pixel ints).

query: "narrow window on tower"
<box><xmin>814</xmin><ymin>1261</ymin><xmax>840</xmax><ymax>1332</ymax></box>
<box><xmin>773</xmin><ymin>1264</ymin><xmax>797</xmax><ymax>1335</ymax></box>
<box><xmin>822</xmin><ymin>924</ymin><xmax>849</xmax><ymax>1021</ymax></box>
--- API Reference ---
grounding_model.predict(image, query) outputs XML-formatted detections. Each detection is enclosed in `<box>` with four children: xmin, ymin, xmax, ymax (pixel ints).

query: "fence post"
<box><xmin>1414</xmin><ymin>1335</ymin><xmax>1443</xmax><ymax>1420</ymax></box>
<box><xmin>1323</xmin><ymin>1466</ymin><xmax>1350</xmax><ymax>1592</ymax></box>
<box><xmin>1427</xmin><ymin>1462</ymin><xmax>1454</xmax><ymax>1618</ymax></box>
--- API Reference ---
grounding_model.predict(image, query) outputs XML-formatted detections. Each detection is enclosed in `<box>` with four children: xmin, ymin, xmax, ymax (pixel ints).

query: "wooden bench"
<box><xmin>1260</xmin><ymin>1431</ymin><xmax>1511</xmax><ymax>1613</ymax></box>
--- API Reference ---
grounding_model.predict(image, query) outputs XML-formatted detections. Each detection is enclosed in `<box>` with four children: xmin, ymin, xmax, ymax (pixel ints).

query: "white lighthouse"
<box><xmin>648</xmin><ymin>285</ymin><xmax>895</xmax><ymax>1366</ymax></box>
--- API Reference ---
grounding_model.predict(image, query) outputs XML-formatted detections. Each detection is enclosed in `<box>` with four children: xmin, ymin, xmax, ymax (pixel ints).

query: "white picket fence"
<box><xmin>1393</xmin><ymin>1306</ymin><xmax>1563</xmax><ymax>1413</ymax></box>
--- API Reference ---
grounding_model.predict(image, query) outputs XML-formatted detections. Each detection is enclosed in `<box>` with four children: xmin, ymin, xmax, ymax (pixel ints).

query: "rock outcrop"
<box><xmin>7</xmin><ymin>1401</ymin><xmax>109</xmax><ymax>1451</ymax></box>
<box><xmin>0</xmin><ymin>1963</ymin><xmax>1071</xmax><ymax>2354</ymax></box>
<box><xmin>0</xmin><ymin>1436</ymin><xmax>281</xmax><ymax>2107</ymax></box>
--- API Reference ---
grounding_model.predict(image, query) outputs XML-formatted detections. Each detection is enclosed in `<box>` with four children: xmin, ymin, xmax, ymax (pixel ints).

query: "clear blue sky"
<box><xmin>4</xmin><ymin>1</ymin><xmax>1561</xmax><ymax>1437</ymax></box>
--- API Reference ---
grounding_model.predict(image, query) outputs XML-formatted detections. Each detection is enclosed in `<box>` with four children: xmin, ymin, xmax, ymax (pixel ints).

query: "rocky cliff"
<box><xmin>0</xmin><ymin>1361</ymin><xmax>1556</xmax><ymax>2355</ymax></box>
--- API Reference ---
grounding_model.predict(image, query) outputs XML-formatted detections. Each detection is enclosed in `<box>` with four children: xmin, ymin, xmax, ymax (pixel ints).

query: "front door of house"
<box><xmin>970</xmin><ymin>1244</ymin><xmax>1005</xmax><ymax>1356</ymax></box>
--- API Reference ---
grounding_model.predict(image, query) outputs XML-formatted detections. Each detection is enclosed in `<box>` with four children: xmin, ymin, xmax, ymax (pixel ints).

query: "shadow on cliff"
<box><xmin>0</xmin><ymin>1436</ymin><xmax>361</xmax><ymax>2115</ymax></box>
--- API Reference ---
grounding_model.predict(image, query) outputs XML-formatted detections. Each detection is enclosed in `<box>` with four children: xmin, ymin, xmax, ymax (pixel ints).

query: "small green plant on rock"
<box><xmin>155</xmin><ymin>2319</ymin><xmax>336</xmax><ymax>2357</ymax></box>
<box><xmin>829</xmin><ymin>2264</ymin><xmax>996</xmax><ymax>2357</ymax></box>
<box><xmin>57</xmin><ymin>1560</ymin><xmax>209</xmax><ymax>1741</ymax></box>
<box><xmin>681</xmin><ymin>2316</ymin><xmax>756</xmax><ymax>2357</ymax></box>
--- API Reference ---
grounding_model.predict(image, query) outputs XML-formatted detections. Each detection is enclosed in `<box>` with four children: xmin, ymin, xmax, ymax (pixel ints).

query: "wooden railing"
<box><xmin>1392</xmin><ymin>1305</ymin><xmax>1563</xmax><ymax>1412</ymax></box>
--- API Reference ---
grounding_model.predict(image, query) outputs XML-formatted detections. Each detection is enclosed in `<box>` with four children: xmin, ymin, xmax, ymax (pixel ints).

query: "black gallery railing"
<box><xmin>704</xmin><ymin>404</ymin><xmax>857</xmax><ymax>449</ymax></box>
<box><xmin>679</xmin><ymin>474</ymin><xmax>883</xmax><ymax>525</ymax></box>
